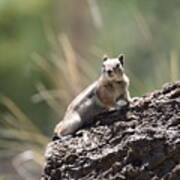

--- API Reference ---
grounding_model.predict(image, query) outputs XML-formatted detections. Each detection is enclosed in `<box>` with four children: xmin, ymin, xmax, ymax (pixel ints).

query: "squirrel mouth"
<box><xmin>107</xmin><ymin>73</ymin><xmax>114</xmax><ymax>78</ymax></box>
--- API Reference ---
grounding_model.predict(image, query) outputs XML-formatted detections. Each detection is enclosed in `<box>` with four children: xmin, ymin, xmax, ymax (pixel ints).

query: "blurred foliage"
<box><xmin>0</xmin><ymin>0</ymin><xmax>180</xmax><ymax>179</ymax></box>
<box><xmin>0</xmin><ymin>0</ymin><xmax>53</xmax><ymax>134</ymax></box>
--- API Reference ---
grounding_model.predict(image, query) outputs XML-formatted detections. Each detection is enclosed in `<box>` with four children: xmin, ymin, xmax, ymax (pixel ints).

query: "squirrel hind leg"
<box><xmin>54</xmin><ymin>112</ymin><xmax>82</xmax><ymax>138</ymax></box>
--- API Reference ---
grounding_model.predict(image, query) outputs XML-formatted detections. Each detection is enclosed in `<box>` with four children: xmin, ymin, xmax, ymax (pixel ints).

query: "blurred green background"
<box><xmin>0</xmin><ymin>0</ymin><xmax>179</xmax><ymax>179</ymax></box>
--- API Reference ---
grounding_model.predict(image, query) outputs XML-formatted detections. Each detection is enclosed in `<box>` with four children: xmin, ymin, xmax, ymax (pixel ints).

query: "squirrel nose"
<box><xmin>107</xmin><ymin>70</ymin><xmax>113</xmax><ymax>75</ymax></box>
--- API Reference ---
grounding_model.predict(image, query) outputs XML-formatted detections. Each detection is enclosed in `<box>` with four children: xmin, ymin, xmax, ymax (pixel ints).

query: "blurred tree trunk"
<box><xmin>55</xmin><ymin>0</ymin><xmax>91</xmax><ymax>56</ymax></box>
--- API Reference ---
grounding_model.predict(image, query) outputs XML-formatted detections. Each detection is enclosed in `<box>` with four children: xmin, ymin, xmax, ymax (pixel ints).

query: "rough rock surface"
<box><xmin>42</xmin><ymin>81</ymin><xmax>180</xmax><ymax>180</ymax></box>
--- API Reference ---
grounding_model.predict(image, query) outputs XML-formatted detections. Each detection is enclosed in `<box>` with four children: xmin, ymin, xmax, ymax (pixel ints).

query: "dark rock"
<box><xmin>42</xmin><ymin>81</ymin><xmax>180</xmax><ymax>180</ymax></box>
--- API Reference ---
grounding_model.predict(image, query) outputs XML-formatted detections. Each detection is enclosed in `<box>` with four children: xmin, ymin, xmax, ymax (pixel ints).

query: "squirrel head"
<box><xmin>101</xmin><ymin>54</ymin><xmax>125</xmax><ymax>81</ymax></box>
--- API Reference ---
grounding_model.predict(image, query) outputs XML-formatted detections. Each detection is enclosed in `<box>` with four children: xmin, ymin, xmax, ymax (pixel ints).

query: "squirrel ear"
<box><xmin>118</xmin><ymin>54</ymin><xmax>125</xmax><ymax>66</ymax></box>
<box><xmin>102</xmin><ymin>55</ymin><xmax>108</xmax><ymax>61</ymax></box>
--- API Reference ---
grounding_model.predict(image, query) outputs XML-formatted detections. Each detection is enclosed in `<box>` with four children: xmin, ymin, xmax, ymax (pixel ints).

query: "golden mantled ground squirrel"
<box><xmin>54</xmin><ymin>54</ymin><xmax>131</xmax><ymax>139</ymax></box>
